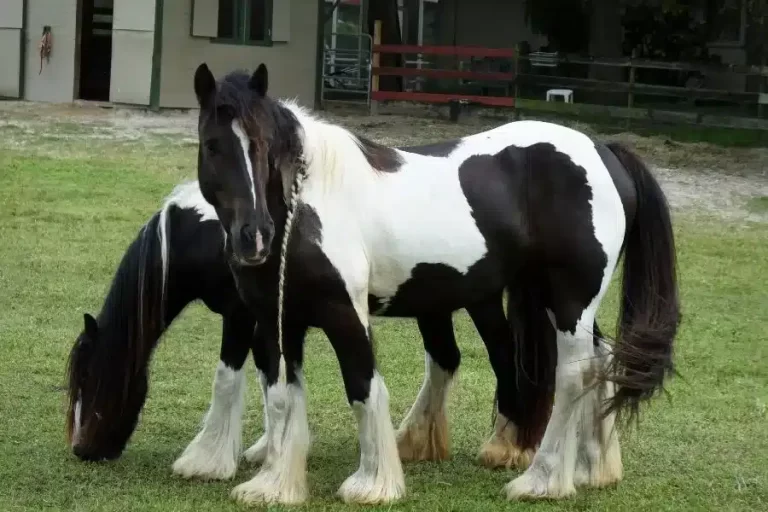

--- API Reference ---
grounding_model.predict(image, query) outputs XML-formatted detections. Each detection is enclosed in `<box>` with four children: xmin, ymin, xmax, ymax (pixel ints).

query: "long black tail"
<box><xmin>603</xmin><ymin>142</ymin><xmax>681</xmax><ymax>422</ymax></box>
<box><xmin>502</xmin><ymin>272</ymin><xmax>557</xmax><ymax>449</ymax></box>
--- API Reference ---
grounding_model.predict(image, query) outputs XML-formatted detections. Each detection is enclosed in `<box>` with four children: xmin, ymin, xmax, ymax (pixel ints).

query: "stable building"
<box><xmin>0</xmin><ymin>0</ymin><xmax>322</xmax><ymax>109</ymax></box>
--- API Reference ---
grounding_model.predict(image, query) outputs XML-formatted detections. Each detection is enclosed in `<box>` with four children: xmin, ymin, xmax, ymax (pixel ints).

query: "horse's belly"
<box><xmin>368</xmin><ymin>250</ymin><xmax>502</xmax><ymax>316</ymax></box>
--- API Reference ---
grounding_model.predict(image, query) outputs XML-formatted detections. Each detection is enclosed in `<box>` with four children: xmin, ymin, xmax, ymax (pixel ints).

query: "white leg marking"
<box><xmin>478</xmin><ymin>410</ymin><xmax>535</xmax><ymax>470</ymax></box>
<box><xmin>574</xmin><ymin>339</ymin><xmax>623</xmax><ymax>488</ymax></box>
<box><xmin>173</xmin><ymin>361</ymin><xmax>246</xmax><ymax>480</ymax></box>
<box><xmin>396</xmin><ymin>354</ymin><xmax>454</xmax><ymax>462</ymax></box>
<box><xmin>243</xmin><ymin>370</ymin><xmax>270</xmax><ymax>465</ymax></box>
<box><xmin>505</xmin><ymin>310</ymin><xmax>595</xmax><ymax>500</ymax></box>
<box><xmin>231</xmin><ymin>373</ymin><xmax>311</xmax><ymax>505</ymax></box>
<box><xmin>339</xmin><ymin>371</ymin><xmax>406</xmax><ymax>504</ymax></box>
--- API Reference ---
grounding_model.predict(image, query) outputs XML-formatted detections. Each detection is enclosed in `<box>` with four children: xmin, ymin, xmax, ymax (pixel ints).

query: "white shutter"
<box><xmin>192</xmin><ymin>0</ymin><xmax>220</xmax><ymax>38</ymax></box>
<box><xmin>272</xmin><ymin>0</ymin><xmax>291</xmax><ymax>42</ymax></box>
<box><xmin>0</xmin><ymin>0</ymin><xmax>24</xmax><ymax>29</ymax></box>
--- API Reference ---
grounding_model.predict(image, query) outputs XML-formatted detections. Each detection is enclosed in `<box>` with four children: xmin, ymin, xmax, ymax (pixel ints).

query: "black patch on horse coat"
<box><xmin>399</xmin><ymin>138</ymin><xmax>461</xmax><ymax>157</ymax></box>
<box><xmin>357</xmin><ymin>135</ymin><xmax>404</xmax><ymax>172</ymax></box>
<box><xmin>284</xmin><ymin>204</ymin><xmax>376</xmax><ymax>403</ymax></box>
<box><xmin>457</xmin><ymin>143</ymin><xmax>607</xmax><ymax>335</ymax></box>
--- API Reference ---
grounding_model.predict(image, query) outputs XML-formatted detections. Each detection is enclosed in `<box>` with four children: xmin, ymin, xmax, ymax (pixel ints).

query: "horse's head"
<box><xmin>193</xmin><ymin>62</ymin><xmax>300</xmax><ymax>266</ymax></box>
<box><xmin>66</xmin><ymin>313</ymin><xmax>148</xmax><ymax>461</ymax></box>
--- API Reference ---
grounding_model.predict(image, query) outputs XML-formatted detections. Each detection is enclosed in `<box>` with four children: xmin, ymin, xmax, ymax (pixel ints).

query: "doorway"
<box><xmin>78</xmin><ymin>0</ymin><xmax>113</xmax><ymax>101</ymax></box>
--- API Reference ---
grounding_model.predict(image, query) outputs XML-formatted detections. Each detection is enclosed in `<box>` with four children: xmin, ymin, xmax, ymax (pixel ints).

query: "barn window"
<box><xmin>192</xmin><ymin>0</ymin><xmax>289</xmax><ymax>45</ymax></box>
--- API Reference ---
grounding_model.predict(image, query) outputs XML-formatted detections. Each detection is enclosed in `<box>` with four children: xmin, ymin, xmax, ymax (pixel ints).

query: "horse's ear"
<box><xmin>249</xmin><ymin>63</ymin><xmax>268</xmax><ymax>97</ymax></box>
<box><xmin>83</xmin><ymin>313</ymin><xmax>98</xmax><ymax>341</ymax></box>
<box><xmin>194</xmin><ymin>63</ymin><xmax>216</xmax><ymax>108</ymax></box>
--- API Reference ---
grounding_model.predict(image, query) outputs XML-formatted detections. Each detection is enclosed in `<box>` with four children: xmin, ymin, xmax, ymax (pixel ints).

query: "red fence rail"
<box><xmin>370</xmin><ymin>28</ymin><xmax>517</xmax><ymax>113</ymax></box>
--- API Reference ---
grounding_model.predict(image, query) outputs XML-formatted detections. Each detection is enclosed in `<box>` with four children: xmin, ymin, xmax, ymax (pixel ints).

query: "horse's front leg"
<box><xmin>321</xmin><ymin>300</ymin><xmax>406</xmax><ymax>504</ymax></box>
<box><xmin>397</xmin><ymin>312</ymin><xmax>460</xmax><ymax>462</ymax></box>
<box><xmin>243</xmin><ymin>322</ymin><xmax>278</xmax><ymax>466</ymax></box>
<box><xmin>172</xmin><ymin>308</ymin><xmax>254</xmax><ymax>480</ymax></box>
<box><xmin>230</xmin><ymin>319</ymin><xmax>311</xmax><ymax>505</ymax></box>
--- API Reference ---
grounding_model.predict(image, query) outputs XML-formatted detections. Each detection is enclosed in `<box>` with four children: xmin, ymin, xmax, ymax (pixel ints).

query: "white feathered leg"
<box><xmin>230</xmin><ymin>372</ymin><xmax>310</xmax><ymax>505</ymax></box>
<box><xmin>172</xmin><ymin>361</ymin><xmax>246</xmax><ymax>480</ymax></box>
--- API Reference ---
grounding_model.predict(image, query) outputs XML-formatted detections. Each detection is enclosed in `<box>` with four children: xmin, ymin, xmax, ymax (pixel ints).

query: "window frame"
<box><xmin>207</xmin><ymin>0</ymin><xmax>275</xmax><ymax>47</ymax></box>
<box><xmin>706</xmin><ymin>0</ymin><xmax>747</xmax><ymax>48</ymax></box>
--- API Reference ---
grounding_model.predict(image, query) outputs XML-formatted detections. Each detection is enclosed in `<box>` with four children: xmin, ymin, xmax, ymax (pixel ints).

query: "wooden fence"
<box><xmin>369</xmin><ymin>28</ymin><xmax>768</xmax><ymax>129</ymax></box>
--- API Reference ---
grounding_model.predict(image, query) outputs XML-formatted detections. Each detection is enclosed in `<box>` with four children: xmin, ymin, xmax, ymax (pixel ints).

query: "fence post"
<box><xmin>627</xmin><ymin>48</ymin><xmax>637</xmax><ymax>110</ymax></box>
<box><xmin>626</xmin><ymin>48</ymin><xmax>637</xmax><ymax>129</ymax></box>
<box><xmin>513</xmin><ymin>44</ymin><xmax>520</xmax><ymax>119</ymax></box>
<box><xmin>759</xmin><ymin>62</ymin><xmax>767</xmax><ymax>119</ymax></box>
<box><xmin>370</xmin><ymin>20</ymin><xmax>382</xmax><ymax>116</ymax></box>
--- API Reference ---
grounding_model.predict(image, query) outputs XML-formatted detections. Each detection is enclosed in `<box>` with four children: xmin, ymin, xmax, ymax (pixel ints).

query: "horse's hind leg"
<box><xmin>172</xmin><ymin>310</ymin><xmax>253</xmax><ymax>480</ymax></box>
<box><xmin>396</xmin><ymin>312</ymin><xmax>460</xmax><ymax>462</ymax></box>
<box><xmin>468</xmin><ymin>291</ymin><xmax>555</xmax><ymax>470</ymax></box>
<box><xmin>574</xmin><ymin>335</ymin><xmax>623</xmax><ymax>489</ymax></box>
<box><xmin>506</xmin><ymin>267</ymin><xmax>613</xmax><ymax>499</ymax></box>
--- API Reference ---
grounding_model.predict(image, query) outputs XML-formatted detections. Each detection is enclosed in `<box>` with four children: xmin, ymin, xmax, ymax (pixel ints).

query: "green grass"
<box><xmin>747</xmin><ymin>196</ymin><xmax>768</xmax><ymax>214</ymax></box>
<box><xmin>0</xmin><ymin>144</ymin><xmax>766</xmax><ymax>512</ymax></box>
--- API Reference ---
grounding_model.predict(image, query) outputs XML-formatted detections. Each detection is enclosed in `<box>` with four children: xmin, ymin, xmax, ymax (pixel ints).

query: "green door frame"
<box><xmin>149</xmin><ymin>0</ymin><xmax>165</xmax><ymax>110</ymax></box>
<box><xmin>18</xmin><ymin>0</ymin><xmax>28</xmax><ymax>99</ymax></box>
<box><xmin>314</xmin><ymin>0</ymin><xmax>325</xmax><ymax>108</ymax></box>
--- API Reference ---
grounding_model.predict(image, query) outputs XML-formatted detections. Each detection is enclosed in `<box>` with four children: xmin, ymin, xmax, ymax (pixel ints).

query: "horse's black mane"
<box><xmin>213</xmin><ymin>70</ymin><xmax>402</xmax><ymax>172</ymax></box>
<box><xmin>67</xmin><ymin>212</ymin><xmax>165</xmax><ymax>424</ymax></box>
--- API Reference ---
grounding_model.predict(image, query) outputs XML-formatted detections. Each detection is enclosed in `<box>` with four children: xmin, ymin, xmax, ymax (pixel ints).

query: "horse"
<box><xmin>65</xmin><ymin>180</ymin><xmax>268</xmax><ymax>479</ymax></box>
<box><xmin>191</xmin><ymin>62</ymin><xmax>680</xmax><ymax>505</ymax></box>
<box><xmin>65</xmin><ymin>180</ymin><xmax>551</xmax><ymax>480</ymax></box>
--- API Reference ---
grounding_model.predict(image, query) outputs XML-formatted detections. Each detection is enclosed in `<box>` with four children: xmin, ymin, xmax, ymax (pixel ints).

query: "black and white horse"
<box><xmin>192</xmin><ymin>63</ymin><xmax>680</xmax><ymax>505</ymax></box>
<box><xmin>66</xmin><ymin>181</ymin><xmax>270</xmax><ymax>478</ymax></box>
<box><xmin>65</xmin><ymin>181</ymin><xmax>549</xmax><ymax>478</ymax></box>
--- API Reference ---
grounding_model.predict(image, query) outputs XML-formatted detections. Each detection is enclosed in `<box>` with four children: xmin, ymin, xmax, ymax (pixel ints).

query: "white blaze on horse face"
<box><xmin>231</xmin><ymin>119</ymin><xmax>256</xmax><ymax>208</ymax></box>
<box><xmin>72</xmin><ymin>391</ymin><xmax>83</xmax><ymax>445</ymax></box>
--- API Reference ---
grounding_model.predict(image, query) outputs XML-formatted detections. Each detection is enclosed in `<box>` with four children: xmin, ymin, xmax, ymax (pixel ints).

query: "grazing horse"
<box><xmin>66</xmin><ymin>181</ymin><xmax>269</xmax><ymax>478</ymax></box>
<box><xmin>65</xmin><ymin>181</ymin><xmax>549</xmax><ymax>477</ymax></box>
<box><xmin>192</xmin><ymin>62</ymin><xmax>680</xmax><ymax>505</ymax></box>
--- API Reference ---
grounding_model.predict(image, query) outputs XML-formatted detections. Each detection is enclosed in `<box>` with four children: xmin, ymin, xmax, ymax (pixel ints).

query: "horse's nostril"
<box><xmin>240</xmin><ymin>225</ymin><xmax>255</xmax><ymax>243</ymax></box>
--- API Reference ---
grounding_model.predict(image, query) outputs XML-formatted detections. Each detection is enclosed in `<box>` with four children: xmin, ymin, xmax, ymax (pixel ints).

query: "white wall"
<box><xmin>24</xmin><ymin>0</ymin><xmax>79</xmax><ymax>103</ymax></box>
<box><xmin>0</xmin><ymin>0</ymin><xmax>24</xmax><ymax>98</ymax></box>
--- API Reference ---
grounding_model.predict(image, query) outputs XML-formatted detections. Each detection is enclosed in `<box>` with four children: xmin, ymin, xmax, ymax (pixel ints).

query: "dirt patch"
<box><xmin>1</xmin><ymin>100</ymin><xmax>766</xmax><ymax>223</ymax></box>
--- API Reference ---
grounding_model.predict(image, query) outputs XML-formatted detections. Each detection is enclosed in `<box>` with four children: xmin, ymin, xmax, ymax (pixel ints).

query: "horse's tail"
<box><xmin>603</xmin><ymin>142</ymin><xmax>681</xmax><ymax>422</ymax></box>
<box><xmin>501</xmin><ymin>272</ymin><xmax>557</xmax><ymax>450</ymax></box>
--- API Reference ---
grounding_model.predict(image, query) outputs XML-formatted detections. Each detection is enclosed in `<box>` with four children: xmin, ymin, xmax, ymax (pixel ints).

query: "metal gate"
<box><xmin>320</xmin><ymin>31</ymin><xmax>373</xmax><ymax>106</ymax></box>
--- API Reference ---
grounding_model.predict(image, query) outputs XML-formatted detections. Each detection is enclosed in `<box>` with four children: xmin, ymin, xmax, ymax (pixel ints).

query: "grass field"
<box><xmin>0</xmin><ymin>103</ymin><xmax>766</xmax><ymax>511</ymax></box>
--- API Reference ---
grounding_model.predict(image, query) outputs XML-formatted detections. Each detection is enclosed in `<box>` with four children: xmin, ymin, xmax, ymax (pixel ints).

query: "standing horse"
<box><xmin>192</xmin><ymin>62</ymin><xmax>679</xmax><ymax>505</ymax></box>
<box><xmin>65</xmin><ymin>181</ymin><xmax>548</xmax><ymax>478</ymax></box>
